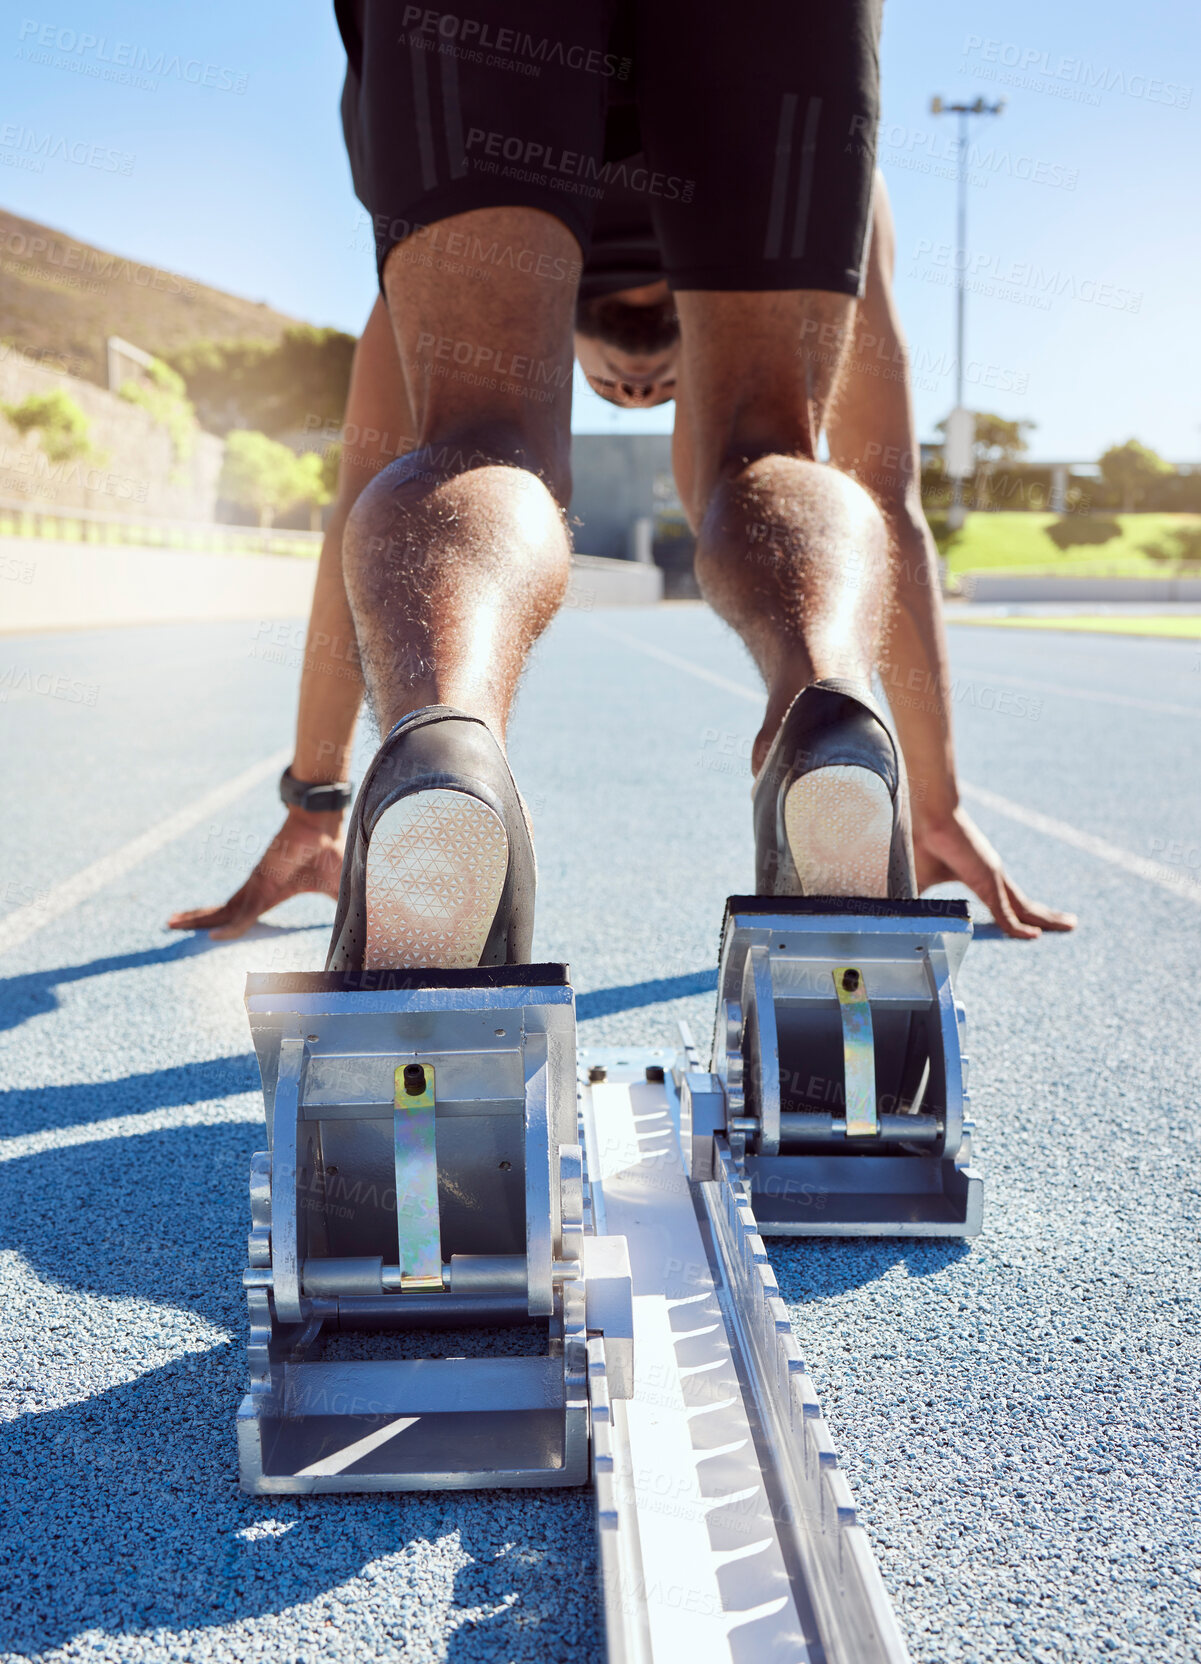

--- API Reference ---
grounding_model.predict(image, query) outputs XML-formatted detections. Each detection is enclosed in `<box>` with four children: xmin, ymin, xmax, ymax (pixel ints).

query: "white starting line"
<box><xmin>0</xmin><ymin>748</ymin><xmax>290</xmax><ymax>959</ymax></box>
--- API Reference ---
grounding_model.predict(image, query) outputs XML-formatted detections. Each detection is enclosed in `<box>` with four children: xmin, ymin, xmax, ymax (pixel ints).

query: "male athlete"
<box><xmin>171</xmin><ymin>2</ymin><xmax>1073</xmax><ymax>956</ymax></box>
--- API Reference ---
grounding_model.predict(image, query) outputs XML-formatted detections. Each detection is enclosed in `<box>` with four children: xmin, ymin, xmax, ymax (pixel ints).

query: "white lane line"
<box><xmin>963</xmin><ymin>783</ymin><xmax>1201</xmax><ymax>905</ymax></box>
<box><xmin>599</xmin><ymin>620</ymin><xmax>1201</xmax><ymax>905</ymax></box>
<box><xmin>0</xmin><ymin>747</ymin><xmax>290</xmax><ymax>958</ymax></box>
<box><xmin>295</xmin><ymin>1417</ymin><xmax>419</xmax><ymax>1478</ymax></box>
<box><xmin>942</xmin><ymin>665</ymin><xmax>1200</xmax><ymax>721</ymax></box>
<box><xmin>590</xmin><ymin>621</ymin><xmax>765</xmax><ymax>704</ymax></box>
<box><xmin>0</xmin><ymin>1099</ymin><xmax>261</xmax><ymax>1163</ymax></box>
<box><xmin>595</xmin><ymin>620</ymin><xmax>1200</xmax><ymax>721</ymax></box>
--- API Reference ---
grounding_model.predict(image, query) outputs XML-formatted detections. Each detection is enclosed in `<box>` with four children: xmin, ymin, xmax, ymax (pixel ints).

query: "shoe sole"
<box><xmin>364</xmin><ymin>788</ymin><xmax>509</xmax><ymax>971</ymax></box>
<box><xmin>783</xmin><ymin>765</ymin><xmax>893</xmax><ymax>898</ymax></box>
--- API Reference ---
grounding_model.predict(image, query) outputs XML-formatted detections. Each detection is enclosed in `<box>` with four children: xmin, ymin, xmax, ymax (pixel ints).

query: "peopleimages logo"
<box><xmin>0</xmin><ymin>666</ymin><xmax>99</xmax><ymax>705</ymax></box>
<box><xmin>16</xmin><ymin>19</ymin><xmax>250</xmax><ymax>92</ymax></box>
<box><xmin>858</xmin><ymin>115</ymin><xmax>1080</xmax><ymax>190</ymax></box>
<box><xmin>401</xmin><ymin>7</ymin><xmax>631</xmax><ymax>78</ymax></box>
<box><xmin>466</xmin><ymin>128</ymin><xmax>694</xmax><ymax>202</ymax></box>
<box><xmin>0</xmin><ymin>228</ymin><xmax>195</xmax><ymax>295</ymax></box>
<box><xmin>913</xmin><ymin>238</ymin><xmax>1143</xmax><ymax>313</ymax></box>
<box><xmin>0</xmin><ymin>123</ymin><xmax>135</xmax><ymax>174</ymax></box>
<box><xmin>961</xmin><ymin>34</ymin><xmax>1190</xmax><ymax>109</ymax></box>
<box><xmin>414</xmin><ymin>331</ymin><xmax>572</xmax><ymax>389</ymax></box>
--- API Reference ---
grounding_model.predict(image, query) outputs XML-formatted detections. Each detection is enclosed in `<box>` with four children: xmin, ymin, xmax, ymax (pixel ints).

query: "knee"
<box><xmin>433</xmin><ymin>417</ymin><xmax>572</xmax><ymax>508</ymax></box>
<box><xmin>342</xmin><ymin>432</ymin><xmax>570</xmax><ymax>580</ymax></box>
<box><xmin>399</xmin><ymin>417</ymin><xmax>572</xmax><ymax>509</ymax></box>
<box><xmin>681</xmin><ymin>391</ymin><xmax>835</xmax><ymax>526</ymax></box>
<box><xmin>692</xmin><ymin>450</ymin><xmax>884</xmax><ymax>540</ymax></box>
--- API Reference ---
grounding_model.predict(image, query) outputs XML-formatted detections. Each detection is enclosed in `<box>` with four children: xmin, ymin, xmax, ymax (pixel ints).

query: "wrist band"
<box><xmin>279</xmin><ymin>767</ymin><xmax>353</xmax><ymax>814</ymax></box>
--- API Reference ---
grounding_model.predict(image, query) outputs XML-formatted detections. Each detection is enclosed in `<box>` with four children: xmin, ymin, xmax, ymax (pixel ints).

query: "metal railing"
<box><xmin>0</xmin><ymin>496</ymin><xmax>322</xmax><ymax>560</ymax></box>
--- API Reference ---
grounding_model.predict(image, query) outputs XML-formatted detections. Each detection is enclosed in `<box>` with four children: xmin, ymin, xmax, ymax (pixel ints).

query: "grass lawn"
<box><xmin>948</xmin><ymin>614</ymin><xmax>1201</xmax><ymax>639</ymax></box>
<box><xmin>941</xmin><ymin>512</ymin><xmax>1201</xmax><ymax>577</ymax></box>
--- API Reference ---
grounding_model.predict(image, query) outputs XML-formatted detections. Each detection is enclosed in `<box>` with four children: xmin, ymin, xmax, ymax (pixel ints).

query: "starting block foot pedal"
<box><xmin>236</xmin><ymin>964</ymin><xmax>632</xmax><ymax>1493</ymax></box>
<box><xmin>688</xmin><ymin>896</ymin><xmax>981</xmax><ymax>1237</ymax></box>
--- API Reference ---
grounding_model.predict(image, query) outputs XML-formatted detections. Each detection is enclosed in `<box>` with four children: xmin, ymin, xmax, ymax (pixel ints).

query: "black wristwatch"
<box><xmin>279</xmin><ymin>767</ymin><xmax>354</xmax><ymax>814</ymax></box>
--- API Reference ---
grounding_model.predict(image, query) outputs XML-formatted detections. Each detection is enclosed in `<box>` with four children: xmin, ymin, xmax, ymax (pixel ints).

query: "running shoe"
<box><xmin>751</xmin><ymin>679</ymin><xmax>915</xmax><ymax>899</ymax></box>
<box><xmin>325</xmin><ymin>706</ymin><xmax>535</xmax><ymax>972</ymax></box>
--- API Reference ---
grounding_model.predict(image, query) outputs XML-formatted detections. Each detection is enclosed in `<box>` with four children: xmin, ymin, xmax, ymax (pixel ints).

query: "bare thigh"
<box><xmin>381</xmin><ymin>206</ymin><xmax>583</xmax><ymax>499</ymax></box>
<box><xmin>671</xmin><ymin>289</ymin><xmax>857</xmax><ymax>519</ymax></box>
<box><xmin>333</xmin><ymin>297</ymin><xmax>416</xmax><ymax>504</ymax></box>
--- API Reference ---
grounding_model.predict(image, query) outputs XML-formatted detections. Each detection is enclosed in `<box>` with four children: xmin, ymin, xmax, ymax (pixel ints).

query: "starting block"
<box><xmin>237</xmin><ymin>965</ymin><xmax>633</xmax><ymax>1493</ymax></box>
<box><xmin>686</xmin><ymin>895</ymin><xmax>981</xmax><ymax>1236</ymax></box>
<box><xmin>232</xmin><ymin>893</ymin><xmax>980</xmax><ymax>1658</ymax></box>
<box><xmin>236</xmin><ymin>894</ymin><xmax>979</xmax><ymax>1506</ymax></box>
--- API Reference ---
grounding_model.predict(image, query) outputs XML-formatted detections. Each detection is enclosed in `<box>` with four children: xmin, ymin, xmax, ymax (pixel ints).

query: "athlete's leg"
<box><xmin>336</xmin><ymin>0</ymin><xmax>612</xmax><ymax>743</ymax></box>
<box><xmin>341</xmin><ymin>208</ymin><xmax>579</xmax><ymax>743</ymax></box>
<box><xmin>633</xmin><ymin>0</ymin><xmax>885</xmax><ymax>774</ymax></box>
<box><xmin>672</xmin><ymin>291</ymin><xmax>886</xmax><ymax>774</ymax></box>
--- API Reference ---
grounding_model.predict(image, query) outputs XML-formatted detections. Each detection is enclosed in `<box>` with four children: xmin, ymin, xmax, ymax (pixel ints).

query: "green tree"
<box><xmin>220</xmin><ymin>430</ymin><xmax>312</xmax><ymax>528</ymax></box>
<box><xmin>295</xmin><ymin>449</ymin><xmax>334</xmax><ymax>532</ymax></box>
<box><xmin>118</xmin><ymin>357</ymin><xmax>197</xmax><ymax>465</ymax></box>
<box><xmin>320</xmin><ymin>441</ymin><xmax>341</xmax><ymax>498</ymax></box>
<box><xmin>972</xmin><ymin>413</ymin><xmax>1034</xmax><ymax>510</ymax></box>
<box><xmin>1</xmin><ymin>389</ymin><xmax>92</xmax><ymax>463</ymax></box>
<box><xmin>969</xmin><ymin>413</ymin><xmax>1035</xmax><ymax>466</ymax></box>
<box><xmin>1099</xmin><ymin>439</ymin><xmax>1173</xmax><ymax>513</ymax></box>
<box><xmin>167</xmin><ymin>325</ymin><xmax>355</xmax><ymax>438</ymax></box>
<box><xmin>934</xmin><ymin>411</ymin><xmax>1036</xmax><ymax>510</ymax></box>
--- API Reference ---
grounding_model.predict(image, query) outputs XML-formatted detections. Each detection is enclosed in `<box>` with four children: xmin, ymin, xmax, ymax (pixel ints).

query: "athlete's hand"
<box><xmin>167</xmin><ymin>809</ymin><xmax>345</xmax><ymax>941</ymax></box>
<box><xmin>913</xmin><ymin>805</ymin><xmax>1077</xmax><ymax>940</ymax></box>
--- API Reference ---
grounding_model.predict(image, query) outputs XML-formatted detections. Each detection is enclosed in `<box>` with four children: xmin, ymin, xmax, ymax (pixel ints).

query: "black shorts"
<box><xmin>337</xmin><ymin>0</ymin><xmax>881</xmax><ymax>296</ymax></box>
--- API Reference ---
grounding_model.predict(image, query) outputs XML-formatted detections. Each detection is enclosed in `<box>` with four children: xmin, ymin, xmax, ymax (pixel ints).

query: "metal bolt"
<box><xmin>841</xmin><ymin>969</ymin><xmax>860</xmax><ymax>993</ymax></box>
<box><xmin>403</xmin><ymin>1063</ymin><xmax>426</xmax><ymax>1096</ymax></box>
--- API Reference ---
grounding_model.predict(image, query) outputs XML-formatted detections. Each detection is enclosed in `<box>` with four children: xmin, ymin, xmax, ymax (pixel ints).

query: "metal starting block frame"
<box><xmin>229</xmin><ymin>898</ymin><xmax>973</xmax><ymax>1657</ymax></box>
<box><xmin>690</xmin><ymin>896</ymin><xmax>982</xmax><ymax>1237</ymax></box>
<box><xmin>237</xmin><ymin>965</ymin><xmax>633</xmax><ymax>1493</ymax></box>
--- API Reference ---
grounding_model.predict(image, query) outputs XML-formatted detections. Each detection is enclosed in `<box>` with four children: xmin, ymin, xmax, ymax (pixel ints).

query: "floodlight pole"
<box><xmin>929</xmin><ymin>95</ymin><xmax>1004</xmax><ymax>526</ymax></box>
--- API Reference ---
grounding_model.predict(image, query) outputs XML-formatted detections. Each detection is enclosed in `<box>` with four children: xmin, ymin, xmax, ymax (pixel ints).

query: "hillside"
<box><xmin>0</xmin><ymin>205</ymin><xmax>303</xmax><ymax>388</ymax></box>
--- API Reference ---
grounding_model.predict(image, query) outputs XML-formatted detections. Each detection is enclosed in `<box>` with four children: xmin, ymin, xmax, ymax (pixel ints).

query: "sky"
<box><xmin>0</xmin><ymin>0</ymin><xmax>1197</xmax><ymax>458</ymax></box>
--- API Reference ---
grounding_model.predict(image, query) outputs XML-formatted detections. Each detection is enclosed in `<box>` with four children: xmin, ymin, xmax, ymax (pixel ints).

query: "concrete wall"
<box><xmin>1</xmin><ymin>538</ymin><xmax>319</xmax><ymax>632</ymax></box>
<box><xmin>0</xmin><ymin>539</ymin><xmax>661</xmax><ymax>633</ymax></box>
<box><xmin>565</xmin><ymin>553</ymin><xmax>663</xmax><ymax>608</ymax></box>
<box><xmin>960</xmin><ymin>573</ymin><xmax>1201</xmax><ymax>602</ymax></box>
<box><xmin>0</xmin><ymin>349</ymin><xmax>223</xmax><ymax>520</ymax></box>
<box><xmin>569</xmin><ymin>434</ymin><xmax>674</xmax><ymax>560</ymax></box>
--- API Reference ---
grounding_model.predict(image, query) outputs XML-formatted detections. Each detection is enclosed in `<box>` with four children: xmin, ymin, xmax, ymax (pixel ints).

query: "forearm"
<box><xmin>168</xmin><ymin>507</ymin><xmax>358</xmax><ymax>935</ymax></box>
<box><xmin>291</xmin><ymin>294</ymin><xmax>417</xmax><ymax>789</ymax></box>
<box><xmin>291</xmin><ymin>498</ymin><xmax>364</xmax><ymax>787</ymax></box>
<box><xmin>879</xmin><ymin>492</ymin><xmax>959</xmax><ymax>825</ymax></box>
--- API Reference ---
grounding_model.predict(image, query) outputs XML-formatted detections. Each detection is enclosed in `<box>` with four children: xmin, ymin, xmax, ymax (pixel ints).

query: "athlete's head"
<box><xmin>574</xmin><ymin>280</ymin><xmax>679</xmax><ymax>408</ymax></box>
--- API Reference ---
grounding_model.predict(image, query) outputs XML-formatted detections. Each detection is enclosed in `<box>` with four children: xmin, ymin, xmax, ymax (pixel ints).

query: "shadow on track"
<box><xmin>0</xmin><ymin>1054</ymin><xmax>261</xmax><ymax>1139</ymax></box>
<box><xmin>970</xmin><ymin>921</ymin><xmax>1027</xmax><ymax>942</ymax></box>
<box><xmin>0</xmin><ymin>1348</ymin><xmax>597</xmax><ymax>1655</ymax></box>
<box><xmin>576</xmin><ymin>967</ymin><xmax>717</xmax><ymax>1022</ymax></box>
<box><xmin>0</xmin><ymin>923</ymin><xmax>316</xmax><ymax>1034</ymax></box>
<box><xmin>769</xmin><ymin>1236</ymin><xmax>972</xmax><ymax>1303</ymax></box>
<box><xmin>0</xmin><ymin>1122</ymin><xmax>600</xmax><ymax>1656</ymax></box>
<box><xmin>0</xmin><ymin>1120</ymin><xmax>261</xmax><ymax>1326</ymax></box>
